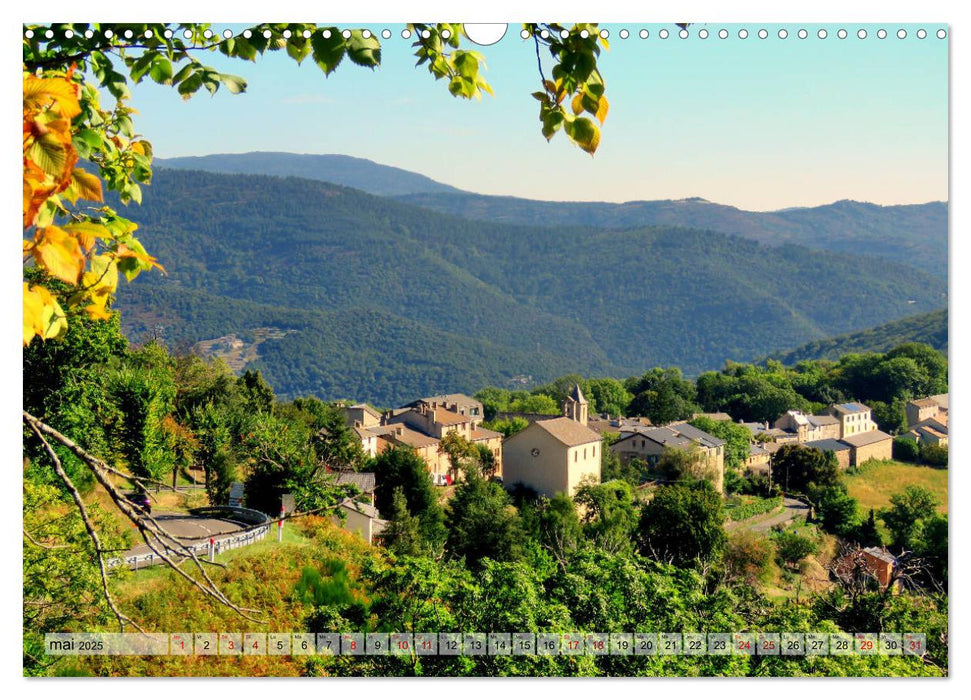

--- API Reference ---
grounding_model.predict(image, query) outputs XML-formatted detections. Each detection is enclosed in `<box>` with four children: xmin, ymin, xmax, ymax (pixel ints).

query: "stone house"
<box><xmin>745</xmin><ymin>443</ymin><xmax>771</xmax><ymax>475</ymax></box>
<box><xmin>805</xmin><ymin>438</ymin><xmax>853</xmax><ymax>470</ymax></box>
<box><xmin>824</xmin><ymin>402</ymin><xmax>876</xmax><ymax>439</ymax></box>
<box><xmin>906</xmin><ymin>415</ymin><xmax>948</xmax><ymax>447</ymax></box>
<box><xmin>840</xmin><ymin>430</ymin><xmax>894</xmax><ymax>466</ymax></box>
<box><xmin>503</xmin><ymin>416</ymin><xmax>602</xmax><ymax>497</ymax></box>
<box><xmin>611</xmin><ymin>421</ymin><xmax>726</xmax><ymax>494</ymax></box>
<box><xmin>331</xmin><ymin>498</ymin><xmax>387</xmax><ymax>545</ymax></box>
<box><xmin>905</xmin><ymin>394</ymin><xmax>948</xmax><ymax>428</ymax></box>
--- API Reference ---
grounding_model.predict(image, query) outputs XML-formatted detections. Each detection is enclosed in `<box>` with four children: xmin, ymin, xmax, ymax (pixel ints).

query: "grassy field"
<box><xmin>845</xmin><ymin>460</ymin><xmax>948</xmax><ymax>514</ymax></box>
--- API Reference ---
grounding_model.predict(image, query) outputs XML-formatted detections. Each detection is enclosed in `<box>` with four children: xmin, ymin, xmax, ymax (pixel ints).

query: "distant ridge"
<box><xmin>155</xmin><ymin>151</ymin><xmax>462</xmax><ymax>197</ymax></box>
<box><xmin>764</xmin><ymin>309</ymin><xmax>948</xmax><ymax>365</ymax></box>
<box><xmin>397</xmin><ymin>192</ymin><xmax>948</xmax><ymax>279</ymax></box>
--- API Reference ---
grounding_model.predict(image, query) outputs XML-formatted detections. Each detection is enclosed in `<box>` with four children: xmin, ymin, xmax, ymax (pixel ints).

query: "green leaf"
<box><xmin>563</xmin><ymin>116</ymin><xmax>600</xmax><ymax>154</ymax></box>
<box><xmin>177</xmin><ymin>70</ymin><xmax>204</xmax><ymax>98</ymax></box>
<box><xmin>286</xmin><ymin>38</ymin><xmax>311</xmax><ymax>64</ymax></box>
<box><xmin>346</xmin><ymin>30</ymin><xmax>381</xmax><ymax>67</ymax></box>
<box><xmin>310</xmin><ymin>30</ymin><xmax>346</xmax><ymax>75</ymax></box>
<box><xmin>148</xmin><ymin>56</ymin><xmax>173</xmax><ymax>84</ymax></box>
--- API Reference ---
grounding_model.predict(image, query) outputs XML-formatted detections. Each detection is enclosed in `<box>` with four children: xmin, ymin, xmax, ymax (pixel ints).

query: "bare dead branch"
<box><xmin>25</xmin><ymin>418</ymin><xmax>145</xmax><ymax>634</ymax></box>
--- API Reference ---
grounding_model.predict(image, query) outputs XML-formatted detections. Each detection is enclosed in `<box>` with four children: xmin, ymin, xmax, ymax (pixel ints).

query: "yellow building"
<box><xmin>502</xmin><ymin>417</ymin><xmax>602</xmax><ymax>497</ymax></box>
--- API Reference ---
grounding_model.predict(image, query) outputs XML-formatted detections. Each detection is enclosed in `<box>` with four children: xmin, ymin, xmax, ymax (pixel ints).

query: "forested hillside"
<box><xmin>114</xmin><ymin>169</ymin><xmax>946</xmax><ymax>405</ymax></box>
<box><xmin>398</xmin><ymin>194</ymin><xmax>947</xmax><ymax>278</ymax></box>
<box><xmin>765</xmin><ymin>310</ymin><xmax>948</xmax><ymax>365</ymax></box>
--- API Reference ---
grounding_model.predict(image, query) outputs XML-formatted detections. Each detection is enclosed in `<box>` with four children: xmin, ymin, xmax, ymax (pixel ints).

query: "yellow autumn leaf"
<box><xmin>62</xmin><ymin>168</ymin><xmax>103</xmax><ymax>204</ymax></box>
<box><xmin>23</xmin><ymin>283</ymin><xmax>67</xmax><ymax>345</ymax></box>
<box><xmin>23</xmin><ymin>75</ymin><xmax>82</xmax><ymax>120</ymax></box>
<box><xmin>596</xmin><ymin>94</ymin><xmax>609</xmax><ymax>124</ymax></box>
<box><xmin>32</xmin><ymin>226</ymin><xmax>86</xmax><ymax>284</ymax></box>
<box><xmin>63</xmin><ymin>221</ymin><xmax>112</xmax><ymax>252</ymax></box>
<box><xmin>83</xmin><ymin>254</ymin><xmax>119</xmax><ymax>294</ymax></box>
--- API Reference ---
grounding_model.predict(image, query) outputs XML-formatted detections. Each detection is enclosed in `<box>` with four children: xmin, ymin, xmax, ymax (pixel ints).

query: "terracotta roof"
<box><xmin>839</xmin><ymin>430</ymin><xmax>892</xmax><ymax>448</ymax></box>
<box><xmin>693</xmin><ymin>412</ymin><xmax>733</xmax><ymax>422</ymax></box>
<box><xmin>374</xmin><ymin>424</ymin><xmax>439</xmax><ymax>449</ymax></box>
<box><xmin>909</xmin><ymin>397</ymin><xmax>940</xmax><ymax>409</ymax></box>
<box><xmin>531</xmin><ymin>417</ymin><xmax>602</xmax><ymax>447</ymax></box>
<box><xmin>471</xmin><ymin>427</ymin><xmax>502</xmax><ymax>441</ymax></box>
<box><xmin>428</xmin><ymin>407</ymin><xmax>469</xmax><ymax>426</ymax></box>
<box><xmin>929</xmin><ymin>393</ymin><xmax>949</xmax><ymax>409</ymax></box>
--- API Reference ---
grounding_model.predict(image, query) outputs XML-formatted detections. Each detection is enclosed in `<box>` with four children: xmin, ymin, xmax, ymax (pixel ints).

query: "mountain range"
<box><xmin>158</xmin><ymin>152</ymin><xmax>948</xmax><ymax>279</ymax></box>
<box><xmin>109</xmin><ymin>155</ymin><xmax>948</xmax><ymax>406</ymax></box>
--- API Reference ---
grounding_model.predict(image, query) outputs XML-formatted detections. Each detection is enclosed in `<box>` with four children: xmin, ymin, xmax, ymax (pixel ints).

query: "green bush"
<box><xmin>920</xmin><ymin>442</ymin><xmax>948</xmax><ymax>468</ymax></box>
<box><xmin>893</xmin><ymin>436</ymin><xmax>920</xmax><ymax>463</ymax></box>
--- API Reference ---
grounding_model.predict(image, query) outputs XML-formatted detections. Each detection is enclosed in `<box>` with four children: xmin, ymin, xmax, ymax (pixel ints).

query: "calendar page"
<box><xmin>21</xmin><ymin>14</ymin><xmax>949</xmax><ymax>680</ymax></box>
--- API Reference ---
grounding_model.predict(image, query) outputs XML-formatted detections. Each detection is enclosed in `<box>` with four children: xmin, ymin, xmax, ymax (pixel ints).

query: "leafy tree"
<box><xmin>915</xmin><ymin>514</ymin><xmax>948</xmax><ymax>590</ymax></box>
<box><xmin>380</xmin><ymin>488</ymin><xmax>424</xmax><ymax>557</ymax></box>
<box><xmin>105</xmin><ymin>361</ymin><xmax>176</xmax><ymax>482</ymax></box>
<box><xmin>809</xmin><ymin>482</ymin><xmax>860</xmax><ymax>537</ymax></box>
<box><xmin>237</xmin><ymin>369</ymin><xmax>274</xmax><ymax>414</ymax></box>
<box><xmin>773</xmin><ymin>531</ymin><xmax>818</xmax><ymax>569</ymax></box>
<box><xmin>587</xmin><ymin>377</ymin><xmax>633</xmax><ymax>417</ymax></box>
<box><xmin>535</xmin><ymin>493</ymin><xmax>583</xmax><ymax>565</ymax></box>
<box><xmin>870</xmin><ymin>398</ymin><xmax>908</xmax><ymax>434</ymax></box>
<box><xmin>637</xmin><ymin>481</ymin><xmax>726</xmax><ymax>567</ymax></box>
<box><xmin>508</xmin><ymin>393</ymin><xmax>560</xmax><ymax>415</ymax></box>
<box><xmin>286</xmin><ymin>397</ymin><xmax>368</xmax><ymax>473</ymax></box>
<box><xmin>22</xmin><ymin>478</ymin><xmax>130</xmax><ymax>676</ymax></box>
<box><xmin>482</xmin><ymin>416</ymin><xmax>528</xmax><ymax>440</ymax></box>
<box><xmin>893</xmin><ymin>436</ymin><xmax>920</xmax><ymax>463</ymax></box>
<box><xmin>573</xmin><ymin>479</ymin><xmax>638</xmax><ymax>554</ymax></box>
<box><xmin>438</xmin><ymin>431</ymin><xmax>480</xmax><ymax>482</ymax></box>
<box><xmin>845</xmin><ymin>508</ymin><xmax>883</xmax><ymax>548</ymax></box>
<box><xmin>770</xmin><ymin>443</ymin><xmax>839</xmax><ymax>495</ymax></box>
<box><xmin>445</xmin><ymin>467</ymin><xmax>523</xmax><ymax>568</ymax></box>
<box><xmin>655</xmin><ymin>445</ymin><xmax>717</xmax><ymax>487</ymax></box>
<box><xmin>626</xmin><ymin>367</ymin><xmax>699</xmax><ymax>424</ymax></box>
<box><xmin>881</xmin><ymin>486</ymin><xmax>940</xmax><ymax>551</ymax></box>
<box><xmin>373</xmin><ymin>446</ymin><xmax>446</xmax><ymax>549</ymax></box>
<box><xmin>723</xmin><ymin>530</ymin><xmax>775</xmax><ymax>586</ymax></box>
<box><xmin>688</xmin><ymin>416</ymin><xmax>752</xmax><ymax>471</ymax></box>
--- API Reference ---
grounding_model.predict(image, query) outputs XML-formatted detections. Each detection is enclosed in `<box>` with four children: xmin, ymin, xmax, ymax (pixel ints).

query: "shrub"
<box><xmin>892</xmin><ymin>436</ymin><xmax>920</xmax><ymax>463</ymax></box>
<box><xmin>920</xmin><ymin>443</ymin><xmax>948</xmax><ymax>468</ymax></box>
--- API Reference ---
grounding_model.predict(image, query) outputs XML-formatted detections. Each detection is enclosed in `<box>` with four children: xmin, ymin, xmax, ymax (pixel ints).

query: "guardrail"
<box><xmin>107</xmin><ymin>507</ymin><xmax>272</xmax><ymax>570</ymax></box>
<box><xmin>188</xmin><ymin>505</ymin><xmax>271</xmax><ymax>526</ymax></box>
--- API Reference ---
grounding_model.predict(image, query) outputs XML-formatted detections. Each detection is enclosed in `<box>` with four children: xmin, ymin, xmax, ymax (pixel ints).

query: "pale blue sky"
<box><xmin>119</xmin><ymin>23</ymin><xmax>948</xmax><ymax>210</ymax></box>
<box><xmin>114</xmin><ymin>23</ymin><xmax>948</xmax><ymax>210</ymax></box>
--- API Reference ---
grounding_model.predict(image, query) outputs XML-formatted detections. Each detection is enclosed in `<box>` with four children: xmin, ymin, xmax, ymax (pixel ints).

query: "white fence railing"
<box><xmin>107</xmin><ymin>508</ymin><xmax>271</xmax><ymax>570</ymax></box>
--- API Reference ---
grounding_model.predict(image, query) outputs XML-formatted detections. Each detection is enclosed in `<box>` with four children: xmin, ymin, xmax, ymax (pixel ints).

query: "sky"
<box><xmin>118</xmin><ymin>21</ymin><xmax>949</xmax><ymax>211</ymax></box>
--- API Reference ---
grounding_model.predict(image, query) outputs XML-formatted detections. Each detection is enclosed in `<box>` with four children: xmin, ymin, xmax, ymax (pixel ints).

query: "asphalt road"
<box><xmin>124</xmin><ymin>512</ymin><xmax>248</xmax><ymax>558</ymax></box>
<box><xmin>726</xmin><ymin>496</ymin><xmax>811</xmax><ymax>532</ymax></box>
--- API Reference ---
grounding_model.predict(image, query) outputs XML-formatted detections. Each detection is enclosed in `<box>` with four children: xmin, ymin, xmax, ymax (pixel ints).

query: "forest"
<box><xmin>110</xmin><ymin>168</ymin><xmax>947</xmax><ymax>406</ymax></box>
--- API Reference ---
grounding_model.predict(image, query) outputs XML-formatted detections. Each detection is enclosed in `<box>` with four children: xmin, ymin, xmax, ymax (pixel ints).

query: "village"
<box><xmin>329</xmin><ymin>383</ymin><xmax>949</xmax><ymax>581</ymax></box>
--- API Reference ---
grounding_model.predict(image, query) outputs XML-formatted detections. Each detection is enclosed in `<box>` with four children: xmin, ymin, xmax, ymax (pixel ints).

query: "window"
<box><xmin>574</xmin><ymin>451</ymin><xmax>577</xmax><ymax>462</ymax></box>
<box><xmin>584</xmin><ymin>448</ymin><xmax>587</xmax><ymax>459</ymax></box>
<box><xmin>593</xmin><ymin>445</ymin><xmax>597</xmax><ymax>458</ymax></box>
